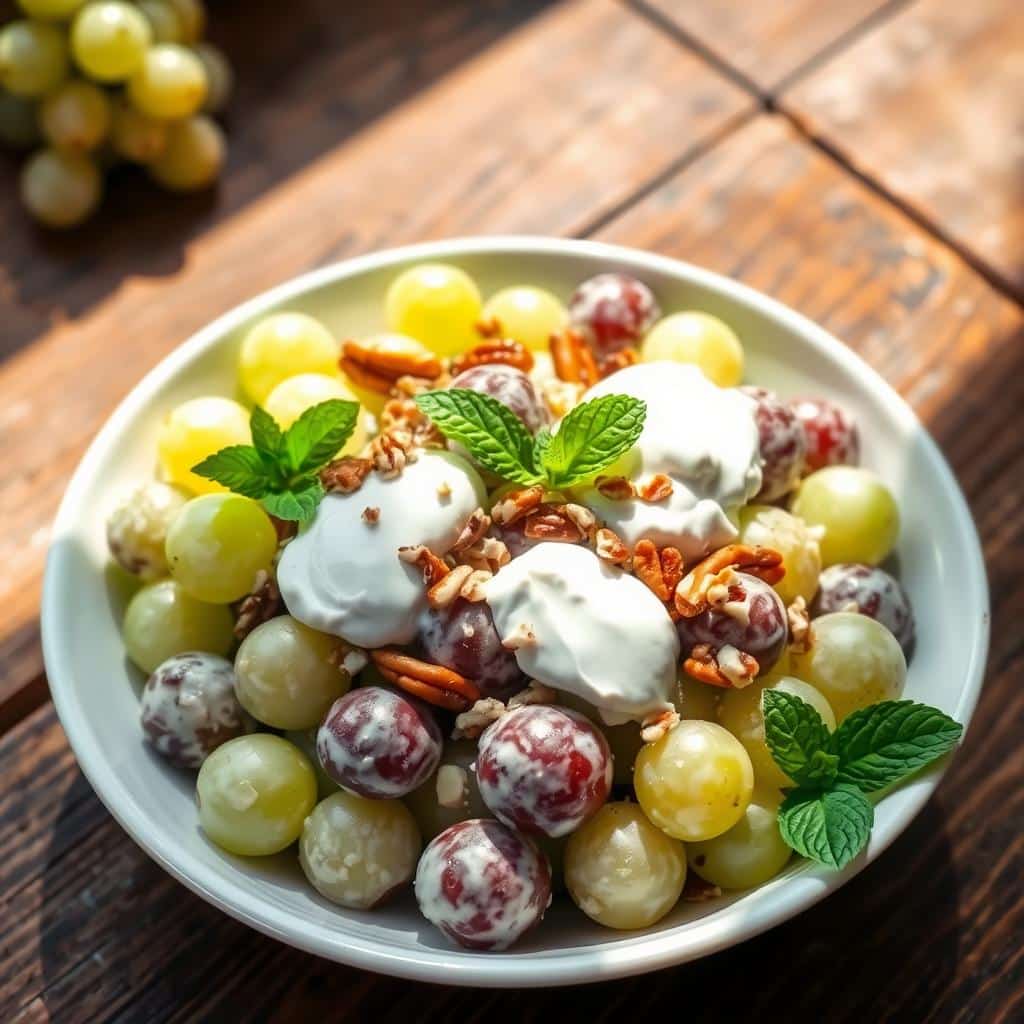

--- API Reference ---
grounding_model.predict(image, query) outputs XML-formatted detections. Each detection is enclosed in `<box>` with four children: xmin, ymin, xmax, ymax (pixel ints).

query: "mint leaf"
<box><xmin>533</xmin><ymin>428</ymin><xmax>553</xmax><ymax>473</ymax></box>
<box><xmin>261</xmin><ymin>478</ymin><xmax>323</xmax><ymax>523</ymax></box>
<box><xmin>250</xmin><ymin>405</ymin><xmax>284</xmax><ymax>459</ymax></box>
<box><xmin>191</xmin><ymin>445</ymin><xmax>275</xmax><ymax>498</ymax></box>
<box><xmin>763</xmin><ymin>689</ymin><xmax>838</xmax><ymax>788</ymax></box>
<box><xmin>778</xmin><ymin>784</ymin><xmax>873</xmax><ymax>869</ymax></box>
<box><xmin>284</xmin><ymin>399</ymin><xmax>359</xmax><ymax>475</ymax></box>
<box><xmin>834</xmin><ymin>701</ymin><xmax>963</xmax><ymax>793</ymax></box>
<box><xmin>415</xmin><ymin>389</ymin><xmax>542</xmax><ymax>486</ymax></box>
<box><xmin>542</xmin><ymin>394</ymin><xmax>646</xmax><ymax>488</ymax></box>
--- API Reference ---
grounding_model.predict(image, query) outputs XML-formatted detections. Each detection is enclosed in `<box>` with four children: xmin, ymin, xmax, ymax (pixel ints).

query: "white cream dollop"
<box><xmin>578</xmin><ymin>361</ymin><xmax>761</xmax><ymax>559</ymax></box>
<box><xmin>278</xmin><ymin>451</ymin><xmax>485</xmax><ymax>648</ymax></box>
<box><xmin>484</xmin><ymin>543</ymin><xmax>679</xmax><ymax>723</ymax></box>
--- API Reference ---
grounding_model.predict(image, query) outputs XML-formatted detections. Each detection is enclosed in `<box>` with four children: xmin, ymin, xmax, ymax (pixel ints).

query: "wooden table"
<box><xmin>2</xmin><ymin>1</ymin><xmax>1021</xmax><ymax>1019</ymax></box>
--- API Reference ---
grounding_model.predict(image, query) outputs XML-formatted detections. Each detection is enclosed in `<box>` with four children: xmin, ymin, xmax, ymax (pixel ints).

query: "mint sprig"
<box><xmin>414</xmin><ymin>389</ymin><xmax>646</xmax><ymax>489</ymax></box>
<box><xmin>192</xmin><ymin>399</ymin><xmax>359</xmax><ymax>523</ymax></box>
<box><xmin>763</xmin><ymin>691</ymin><xmax>963</xmax><ymax>870</ymax></box>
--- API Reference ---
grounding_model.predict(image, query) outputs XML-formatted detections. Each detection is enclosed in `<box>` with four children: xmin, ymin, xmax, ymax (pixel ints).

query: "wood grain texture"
<box><xmin>0</xmin><ymin>0</ymin><xmax>751</xmax><ymax>727</ymax></box>
<box><xmin>2</xmin><ymin>115</ymin><xmax>1021</xmax><ymax>1022</ymax></box>
<box><xmin>785</xmin><ymin>0</ymin><xmax>1024</xmax><ymax>298</ymax></box>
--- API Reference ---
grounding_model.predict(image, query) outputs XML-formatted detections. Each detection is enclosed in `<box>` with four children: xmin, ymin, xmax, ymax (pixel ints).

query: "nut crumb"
<box><xmin>507</xmin><ymin>680</ymin><xmax>558</xmax><ymax>709</ymax></box>
<box><xmin>362</xmin><ymin>506</ymin><xmax>381</xmax><ymax>525</ymax></box>
<box><xmin>595</xmin><ymin>475</ymin><xmax>637</xmax><ymax>500</ymax></box>
<box><xmin>452</xmin><ymin>698</ymin><xmax>506</xmax><ymax>740</ymax></box>
<box><xmin>436</xmin><ymin>765</ymin><xmax>470</xmax><ymax>809</ymax></box>
<box><xmin>639</xmin><ymin>474</ymin><xmax>674</xmax><ymax>502</ymax></box>
<box><xmin>594</xmin><ymin>527</ymin><xmax>630</xmax><ymax>565</ymax></box>
<box><xmin>787</xmin><ymin>595</ymin><xmax>812</xmax><ymax>654</ymax></box>
<box><xmin>641</xmin><ymin>708</ymin><xmax>680</xmax><ymax>744</ymax></box>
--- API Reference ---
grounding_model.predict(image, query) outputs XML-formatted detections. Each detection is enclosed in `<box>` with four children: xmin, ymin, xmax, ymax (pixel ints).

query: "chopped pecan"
<box><xmin>475</xmin><ymin>315</ymin><xmax>503</xmax><ymax>339</ymax></box>
<box><xmin>595</xmin><ymin>475</ymin><xmax>637</xmax><ymax>500</ymax></box>
<box><xmin>638</xmin><ymin>474</ymin><xmax>674</xmax><ymax>502</ymax></box>
<box><xmin>539</xmin><ymin>377</ymin><xmax>584</xmax><ymax>419</ymax></box>
<box><xmin>640</xmin><ymin>708</ymin><xmax>680</xmax><ymax>744</ymax></box>
<box><xmin>683</xmin><ymin>643</ymin><xmax>759</xmax><ymax>689</ymax></box>
<box><xmin>674</xmin><ymin>544</ymin><xmax>786</xmax><ymax>618</ymax></box>
<box><xmin>787</xmin><ymin>595</ymin><xmax>812</xmax><ymax>654</ymax></box>
<box><xmin>370</xmin><ymin>430</ymin><xmax>416</xmax><ymax>478</ymax></box>
<box><xmin>460</xmin><ymin>569</ymin><xmax>492</xmax><ymax>602</ymax></box>
<box><xmin>391</xmin><ymin>373</ymin><xmax>448</xmax><ymax>398</ymax></box>
<box><xmin>550</xmin><ymin>327</ymin><xmax>599</xmax><ymax>386</ymax></box>
<box><xmin>491</xmin><ymin>484</ymin><xmax>545</xmax><ymax>525</ymax></box>
<box><xmin>340</xmin><ymin>338</ymin><xmax>443</xmax><ymax>395</ymax></box>
<box><xmin>452</xmin><ymin>697</ymin><xmax>506</xmax><ymax>739</ymax></box>
<box><xmin>397</xmin><ymin>545</ymin><xmax>451</xmax><ymax>586</ymax></box>
<box><xmin>598</xmin><ymin>346</ymin><xmax>639</xmax><ymax>378</ymax></box>
<box><xmin>507</xmin><ymin>680</ymin><xmax>558</xmax><ymax>709</ymax></box>
<box><xmin>563</xmin><ymin>503</ymin><xmax>597</xmax><ymax>537</ymax></box>
<box><xmin>427</xmin><ymin>565</ymin><xmax>493</xmax><ymax>608</ymax></box>
<box><xmin>632</xmin><ymin>540</ymin><xmax>684</xmax><ymax>603</ymax></box>
<box><xmin>233</xmin><ymin>570</ymin><xmax>283</xmax><ymax>640</ymax></box>
<box><xmin>370</xmin><ymin>649</ymin><xmax>480</xmax><ymax>712</ymax></box>
<box><xmin>320</xmin><ymin>456</ymin><xmax>372</xmax><ymax>494</ymax></box>
<box><xmin>452</xmin><ymin>338</ymin><xmax>534</xmax><ymax>375</ymax></box>
<box><xmin>362</xmin><ymin>506</ymin><xmax>381</xmax><ymax>525</ymax></box>
<box><xmin>456</xmin><ymin>535</ymin><xmax>511</xmax><ymax>573</ymax></box>
<box><xmin>328</xmin><ymin>640</ymin><xmax>369</xmax><ymax>677</ymax></box>
<box><xmin>380</xmin><ymin>396</ymin><xmax>446</xmax><ymax>449</ymax></box>
<box><xmin>436</xmin><ymin>764</ymin><xmax>470</xmax><ymax>808</ymax></box>
<box><xmin>594</xmin><ymin>527</ymin><xmax>630</xmax><ymax>565</ymax></box>
<box><xmin>451</xmin><ymin>508</ymin><xmax>491</xmax><ymax>553</ymax></box>
<box><xmin>523</xmin><ymin>504</ymin><xmax>585</xmax><ymax>543</ymax></box>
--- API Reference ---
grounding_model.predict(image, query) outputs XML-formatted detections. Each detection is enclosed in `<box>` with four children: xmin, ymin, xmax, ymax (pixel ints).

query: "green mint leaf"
<box><xmin>541</xmin><ymin>394</ymin><xmax>646</xmax><ymax>488</ymax></box>
<box><xmin>834</xmin><ymin>701</ymin><xmax>963</xmax><ymax>793</ymax></box>
<box><xmin>533</xmin><ymin>428</ymin><xmax>553</xmax><ymax>474</ymax></box>
<box><xmin>260</xmin><ymin>478</ymin><xmax>324</xmax><ymax>523</ymax></box>
<box><xmin>414</xmin><ymin>389</ymin><xmax>542</xmax><ymax>486</ymax></box>
<box><xmin>191</xmin><ymin>445</ymin><xmax>275</xmax><ymax>499</ymax></box>
<box><xmin>778</xmin><ymin>784</ymin><xmax>873</xmax><ymax>870</ymax></box>
<box><xmin>250</xmin><ymin>405</ymin><xmax>285</xmax><ymax>459</ymax></box>
<box><xmin>763</xmin><ymin>689</ymin><xmax>838</xmax><ymax>788</ymax></box>
<box><xmin>284</xmin><ymin>399</ymin><xmax>359</xmax><ymax>476</ymax></box>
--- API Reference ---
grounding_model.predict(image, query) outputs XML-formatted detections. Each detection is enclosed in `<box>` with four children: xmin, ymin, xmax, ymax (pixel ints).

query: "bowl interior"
<box><xmin>42</xmin><ymin>238</ymin><xmax>988</xmax><ymax>987</ymax></box>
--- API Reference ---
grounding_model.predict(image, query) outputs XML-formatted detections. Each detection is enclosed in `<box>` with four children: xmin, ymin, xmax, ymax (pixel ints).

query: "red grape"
<box><xmin>741</xmin><ymin>386</ymin><xmax>806</xmax><ymax>501</ymax></box>
<box><xmin>790</xmin><ymin>396</ymin><xmax>860</xmax><ymax>473</ymax></box>
<box><xmin>449</xmin><ymin>364</ymin><xmax>547</xmax><ymax>433</ymax></box>
<box><xmin>811</xmin><ymin>563</ymin><xmax>915</xmax><ymax>655</ymax></box>
<box><xmin>568</xmin><ymin>272</ymin><xmax>659</xmax><ymax>355</ymax></box>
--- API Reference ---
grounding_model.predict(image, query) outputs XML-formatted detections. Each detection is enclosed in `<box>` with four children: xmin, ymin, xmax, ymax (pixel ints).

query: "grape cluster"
<box><xmin>0</xmin><ymin>0</ymin><xmax>231</xmax><ymax>228</ymax></box>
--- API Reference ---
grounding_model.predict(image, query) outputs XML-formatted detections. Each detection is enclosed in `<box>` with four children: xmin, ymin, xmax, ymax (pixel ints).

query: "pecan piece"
<box><xmin>598</xmin><ymin>346</ymin><xmax>639</xmax><ymax>379</ymax></box>
<box><xmin>638</xmin><ymin>474</ymin><xmax>674</xmax><ymax>503</ymax></box>
<box><xmin>523</xmin><ymin>504</ymin><xmax>585</xmax><ymax>543</ymax></box>
<box><xmin>787</xmin><ymin>595</ymin><xmax>812</xmax><ymax>654</ymax></box>
<box><xmin>550</xmin><ymin>327</ymin><xmax>599</xmax><ymax>386</ymax></box>
<box><xmin>632</xmin><ymin>540</ymin><xmax>684</xmax><ymax>603</ymax></box>
<box><xmin>397</xmin><ymin>545</ymin><xmax>451</xmax><ymax>586</ymax></box>
<box><xmin>683</xmin><ymin>643</ymin><xmax>759</xmax><ymax>689</ymax></box>
<box><xmin>452</xmin><ymin>697</ymin><xmax>506</xmax><ymax>739</ymax></box>
<box><xmin>370</xmin><ymin>430</ymin><xmax>415</xmax><ymax>478</ymax></box>
<box><xmin>233</xmin><ymin>570</ymin><xmax>283</xmax><ymax>640</ymax></box>
<box><xmin>451</xmin><ymin>508</ymin><xmax>491</xmax><ymax>553</ymax></box>
<box><xmin>370</xmin><ymin>649</ymin><xmax>480</xmax><ymax>712</ymax></box>
<box><xmin>452</xmin><ymin>338</ymin><xmax>534</xmax><ymax>375</ymax></box>
<box><xmin>640</xmin><ymin>708</ymin><xmax>680</xmax><ymax>744</ymax></box>
<box><xmin>340</xmin><ymin>338</ymin><xmax>443</xmax><ymax>394</ymax></box>
<box><xmin>594</xmin><ymin>527</ymin><xmax>630</xmax><ymax>565</ymax></box>
<box><xmin>595</xmin><ymin>475</ymin><xmax>636</xmax><ymax>500</ymax></box>
<box><xmin>674</xmin><ymin>544</ymin><xmax>786</xmax><ymax>618</ymax></box>
<box><xmin>320</xmin><ymin>456</ymin><xmax>372</xmax><ymax>494</ymax></box>
<box><xmin>362</xmin><ymin>506</ymin><xmax>381</xmax><ymax>525</ymax></box>
<box><xmin>491</xmin><ymin>484</ymin><xmax>545</xmax><ymax>525</ymax></box>
<box><xmin>456</xmin><ymin>535</ymin><xmax>511</xmax><ymax>573</ymax></box>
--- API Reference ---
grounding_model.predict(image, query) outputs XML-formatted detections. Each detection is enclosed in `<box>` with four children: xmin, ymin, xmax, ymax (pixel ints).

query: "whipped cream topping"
<box><xmin>578</xmin><ymin>362</ymin><xmax>762</xmax><ymax>559</ymax></box>
<box><xmin>278</xmin><ymin>451</ymin><xmax>485</xmax><ymax>647</ymax></box>
<box><xmin>484</xmin><ymin>543</ymin><xmax>679</xmax><ymax>724</ymax></box>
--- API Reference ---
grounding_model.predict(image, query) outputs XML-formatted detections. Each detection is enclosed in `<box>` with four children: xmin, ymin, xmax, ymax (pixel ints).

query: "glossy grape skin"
<box><xmin>0</xmin><ymin>20</ymin><xmax>68</xmax><ymax>96</ymax></box>
<box><xmin>128</xmin><ymin>43</ymin><xmax>207</xmax><ymax>118</ymax></box>
<box><xmin>404</xmin><ymin>738</ymin><xmax>488</xmax><ymax>840</ymax></box>
<box><xmin>39</xmin><ymin>79</ymin><xmax>110</xmax><ymax>151</ymax></box>
<box><xmin>238</xmin><ymin>312</ymin><xmax>339</xmax><ymax>404</ymax></box>
<box><xmin>414</xmin><ymin>819</ymin><xmax>551</xmax><ymax>951</ymax></box>
<box><xmin>0</xmin><ymin>90</ymin><xmax>41</xmax><ymax>149</ymax></box>
<box><xmin>234</xmin><ymin>615</ymin><xmax>351</xmax><ymax>731</ymax></box>
<box><xmin>196</xmin><ymin>734</ymin><xmax>317</xmax><ymax>856</ymax></box>
<box><xmin>165</xmin><ymin>0</ymin><xmax>204</xmax><ymax>43</ymax></box>
<box><xmin>137</xmin><ymin>0</ymin><xmax>183</xmax><ymax>43</ymax></box>
<box><xmin>20</xmin><ymin>147</ymin><xmax>101</xmax><ymax>228</ymax></box>
<box><xmin>641</xmin><ymin>312</ymin><xmax>744</xmax><ymax>387</ymax></box>
<box><xmin>416</xmin><ymin>598</ymin><xmax>525</xmax><ymax>701</ymax></box>
<box><xmin>193</xmin><ymin>41</ymin><xmax>232</xmax><ymax>113</ymax></box>
<box><xmin>791</xmin><ymin>396</ymin><xmax>860</xmax><ymax>473</ymax></box>
<box><xmin>106</xmin><ymin>480</ymin><xmax>187</xmax><ymax>579</ymax></box>
<box><xmin>109</xmin><ymin>96</ymin><xmax>168</xmax><ymax>161</ymax></box>
<box><xmin>812</xmin><ymin>562</ymin><xmax>915</xmax><ymax>656</ymax></box>
<box><xmin>481</xmin><ymin>286</ymin><xmax>567</xmax><ymax>351</ymax></box>
<box><xmin>264</xmin><ymin>373</ymin><xmax>367</xmax><ymax>456</ymax></box>
<box><xmin>568</xmin><ymin>273</ymin><xmax>659</xmax><ymax>356</ymax></box>
<box><xmin>123</xmin><ymin>579</ymin><xmax>234</xmax><ymax>674</ymax></box>
<box><xmin>71</xmin><ymin>2</ymin><xmax>151</xmax><ymax>82</ymax></box>
<box><xmin>157</xmin><ymin>395</ymin><xmax>250</xmax><ymax>494</ymax></box>
<box><xmin>148</xmin><ymin>114</ymin><xmax>224</xmax><ymax>191</ymax></box>
<box><xmin>449</xmin><ymin>364</ymin><xmax>547</xmax><ymax>434</ymax></box>
<box><xmin>18</xmin><ymin>0</ymin><xmax>87</xmax><ymax>17</ymax></box>
<box><xmin>165</xmin><ymin>493</ymin><xmax>277</xmax><ymax>604</ymax></box>
<box><xmin>687</xmin><ymin>797</ymin><xmax>791</xmax><ymax>890</ymax></box>
<box><xmin>741</xmin><ymin>386</ymin><xmax>806</xmax><ymax>502</ymax></box>
<box><xmin>738</xmin><ymin>504</ymin><xmax>822</xmax><ymax>606</ymax></box>
<box><xmin>565</xmin><ymin>802</ymin><xmax>686</xmax><ymax>930</ymax></box>
<box><xmin>791</xmin><ymin>466</ymin><xmax>899</xmax><ymax>567</ymax></box>
<box><xmin>791</xmin><ymin>611</ymin><xmax>906</xmax><ymax>722</ymax></box>
<box><xmin>385</xmin><ymin>263</ymin><xmax>482</xmax><ymax>357</ymax></box>
<box><xmin>635</xmin><ymin>720</ymin><xmax>754</xmax><ymax>842</ymax></box>
<box><xmin>718</xmin><ymin>676</ymin><xmax>836</xmax><ymax>791</ymax></box>
<box><xmin>300</xmin><ymin>791</ymin><xmax>421</xmax><ymax>909</ymax></box>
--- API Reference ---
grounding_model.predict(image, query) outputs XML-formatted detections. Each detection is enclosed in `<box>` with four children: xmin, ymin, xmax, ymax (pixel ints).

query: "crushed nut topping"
<box><xmin>451</xmin><ymin>508</ymin><xmax>492</xmax><ymax>553</ymax></box>
<box><xmin>340</xmin><ymin>338</ymin><xmax>443</xmax><ymax>395</ymax></box>
<box><xmin>379</xmin><ymin>396</ymin><xmax>445</xmax><ymax>449</ymax></box>
<box><xmin>451</xmin><ymin>338</ymin><xmax>534</xmax><ymax>375</ymax></box>
<box><xmin>491</xmin><ymin>484</ymin><xmax>545</xmax><ymax>526</ymax></box>
<box><xmin>436</xmin><ymin>481</ymin><xmax>452</xmax><ymax>498</ymax></box>
<box><xmin>452</xmin><ymin>697</ymin><xmax>506</xmax><ymax>739</ymax></box>
<box><xmin>632</xmin><ymin>540</ymin><xmax>684</xmax><ymax>603</ymax></box>
<box><xmin>427</xmin><ymin>564</ymin><xmax>492</xmax><ymax>608</ymax></box>
<box><xmin>523</xmin><ymin>504</ymin><xmax>585</xmax><ymax>543</ymax></box>
<box><xmin>683</xmin><ymin>642</ymin><xmax>759</xmax><ymax>689</ymax></box>
<box><xmin>327</xmin><ymin>640</ymin><xmax>369</xmax><ymax>678</ymax></box>
<box><xmin>640</xmin><ymin>708</ymin><xmax>680</xmax><ymax>744</ymax></box>
<box><xmin>595</xmin><ymin>475</ymin><xmax>637</xmax><ymax>500</ymax></box>
<box><xmin>563</xmin><ymin>503</ymin><xmax>597</xmax><ymax>536</ymax></box>
<box><xmin>397</xmin><ymin>545</ymin><xmax>451</xmax><ymax>586</ymax></box>
<box><xmin>233</xmin><ymin>570</ymin><xmax>283</xmax><ymax>640</ymax></box>
<box><xmin>390</xmin><ymin>372</ymin><xmax>450</xmax><ymax>398</ymax></box>
<box><xmin>370</xmin><ymin>430</ymin><xmax>416</xmax><ymax>479</ymax></box>
<box><xmin>319</xmin><ymin>456</ymin><xmax>372</xmax><ymax>495</ymax></box>
<box><xmin>370</xmin><ymin>649</ymin><xmax>480</xmax><ymax>712</ymax></box>
<box><xmin>507</xmin><ymin>680</ymin><xmax>558</xmax><ymax>709</ymax></box>
<box><xmin>436</xmin><ymin>765</ymin><xmax>470</xmax><ymax>809</ymax></box>
<box><xmin>550</xmin><ymin>327</ymin><xmax>599</xmax><ymax>387</ymax></box>
<box><xmin>597</xmin><ymin>346</ymin><xmax>639</xmax><ymax>379</ymax></box>
<box><xmin>787</xmin><ymin>595</ymin><xmax>812</xmax><ymax>654</ymax></box>
<box><xmin>539</xmin><ymin>376</ymin><xmax>584</xmax><ymax>419</ymax></box>
<box><xmin>474</xmin><ymin>315</ymin><xmax>502</xmax><ymax>339</ymax></box>
<box><xmin>456</xmin><ymin>535</ymin><xmax>511</xmax><ymax>574</ymax></box>
<box><xmin>638</xmin><ymin>474</ymin><xmax>674</xmax><ymax>503</ymax></box>
<box><xmin>594</xmin><ymin>527</ymin><xmax>631</xmax><ymax>566</ymax></box>
<box><xmin>501</xmin><ymin>622</ymin><xmax>537</xmax><ymax>650</ymax></box>
<box><xmin>675</xmin><ymin>544</ymin><xmax>785</xmax><ymax>618</ymax></box>
<box><xmin>361</xmin><ymin>506</ymin><xmax>381</xmax><ymax>525</ymax></box>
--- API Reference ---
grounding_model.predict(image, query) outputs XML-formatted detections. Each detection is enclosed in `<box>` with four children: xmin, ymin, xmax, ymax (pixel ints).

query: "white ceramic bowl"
<box><xmin>42</xmin><ymin>237</ymin><xmax>988</xmax><ymax>987</ymax></box>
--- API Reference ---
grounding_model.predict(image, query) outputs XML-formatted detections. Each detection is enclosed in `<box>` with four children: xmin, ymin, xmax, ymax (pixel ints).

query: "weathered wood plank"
<box><xmin>785</xmin><ymin>0</ymin><xmax>1024</xmax><ymax>298</ymax></box>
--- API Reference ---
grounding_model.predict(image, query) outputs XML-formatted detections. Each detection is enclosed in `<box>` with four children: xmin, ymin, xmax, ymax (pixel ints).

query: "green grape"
<box><xmin>635</xmin><ymin>720</ymin><xmax>753</xmax><ymax>842</ymax></box>
<box><xmin>790</xmin><ymin>611</ymin><xmax>906</xmax><ymax>722</ymax></box>
<box><xmin>0</xmin><ymin>20</ymin><xmax>69</xmax><ymax>97</ymax></box>
<box><xmin>678</xmin><ymin>675</ymin><xmax>720</xmax><ymax>722</ymax></box>
<box><xmin>137</xmin><ymin>0</ymin><xmax>183</xmax><ymax>43</ymax></box>
<box><xmin>165</xmin><ymin>493</ymin><xmax>277</xmax><ymax>604</ymax></box>
<box><xmin>123</xmin><ymin>578</ymin><xmax>234</xmax><ymax>674</ymax></box>
<box><xmin>385</xmin><ymin>263</ymin><xmax>482</xmax><ymax>357</ymax></box>
<box><xmin>128</xmin><ymin>43</ymin><xmax>206</xmax><ymax>119</ymax></box>
<box><xmin>718</xmin><ymin>675</ymin><xmax>835</xmax><ymax>791</ymax></box>
<box><xmin>17</xmin><ymin>0</ymin><xmax>87</xmax><ymax>18</ymax></box>
<box><xmin>20</xmin><ymin>147</ymin><xmax>101</xmax><ymax>228</ymax></box>
<box><xmin>263</xmin><ymin>373</ymin><xmax>366</xmax><ymax>456</ymax></box>
<box><xmin>565</xmin><ymin>802</ymin><xmax>686</xmax><ymax>930</ymax></box>
<box><xmin>687</xmin><ymin>797</ymin><xmax>791</xmax><ymax>890</ymax></box>
<box><xmin>790</xmin><ymin>466</ymin><xmax>899</xmax><ymax>567</ymax></box>
<box><xmin>39</xmin><ymin>78</ymin><xmax>110</xmax><ymax>151</ymax></box>
<box><xmin>147</xmin><ymin>113</ymin><xmax>223</xmax><ymax>190</ymax></box>
<box><xmin>481</xmin><ymin>286</ymin><xmax>568</xmax><ymax>351</ymax></box>
<box><xmin>197</xmin><ymin>734</ymin><xmax>317</xmax><ymax>856</ymax></box>
<box><xmin>238</xmin><ymin>312</ymin><xmax>339</xmax><ymax>404</ymax></box>
<box><xmin>70</xmin><ymin>2</ymin><xmax>151</xmax><ymax>82</ymax></box>
<box><xmin>641</xmin><ymin>312</ymin><xmax>744</xmax><ymax>387</ymax></box>
<box><xmin>156</xmin><ymin>395</ymin><xmax>250</xmax><ymax>494</ymax></box>
<box><xmin>193</xmin><ymin>41</ymin><xmax>231</xmax><ymax>113</ymax></box>
<box><xmin>0</xmin><ymin>90</ymin><xmax>42</xmax><ymax>148</ymax></box>
<box><xmin>165</xmin><ymin>0</ymin><xmax>204</xmax><ymax>44</ymax></box>
<box><xmin>108</xmin><ymin>94</ymin><xmax>167</xmax><ymax>161</ymax></box>
<box><xmin>234</xmin><ymin>615</ymin><xmax>351</xmax><ymax>730</ymax></box>
<box><xmin>738</xmin><ymin>504</ymin><xmax>822</xmax><ymax>605</ymax></box>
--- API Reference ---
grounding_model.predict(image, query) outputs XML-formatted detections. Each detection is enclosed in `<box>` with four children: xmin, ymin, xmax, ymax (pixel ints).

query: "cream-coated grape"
<box><xmin>687</xmin><ymin>797</ymin><xmax>791</xmax><ymax>890</ymax></box>
<box><xmin>157</xmin><ymin>396</ymin><xmax>250</xmax><ymax>494</ymax></box>
<box><xmin>238</xmin><ymin>312</ymin><xmax>339</xmax><ymax>404</ymax></box>
<box><xmin>20</xmin><ymin>147</ymin><xmax>101</xmax><ymax>228</ymax></box>
<box><xmin>738</xmin><ymin>504</ymin><xmax>822</xmax><ymax>605</ymax></box>
<box><xmin>0</xmin><ymin>91</ymin><xmax>41</xmax><ymax>149</ymax></box>
<box><xmin>193</xmin><ymin>41</ymin><xmax>232</xmax><ymax>112</ymax></box>
<box><xmin>568</xmin><ymin>273</ymin><xmax>660</xmax><ymax>356</ymax></box>
<box><xmin>0</xmin><ymin>20</ymin><xmax>68</xmax><ymax>96</ymax></box>
<box><xmin>165</xmin><ymin>493</ymin><xmax>277</xmax><ymax>603</ymax></box>
<box><xmin>196</xmin><ymin>734</ymin><xmax>316</xmax><ymax>856</ymax></box>
<box><xmin>106</xmin><ymin>480</ymin><xmax>187</xmax><ymax>579</ymax></box>
<box><xmin>300</xmin><ymin>792</ymin><xmax>421</xmax><ymax>909</ymax></box>
<box><xmin>109</xmin><ymin>96</ymin><xmax>168</xmax><ymax>161</ymax></box>
<box><xmin>127</xmin><ymin>43</ymin><xmax>207</xmax><ymax>119</ymax></box>
<box><xmin>812</xmin><ymin>562</ymin><xmax>915</xmax><ymax>655</ymax></box>
<box><xmin>234</xmin><ymin>615</ymin><xmax>351</xmax><ymax>730</ymax></box>
<box><xmin>641</xmin><ymin>312</ymin><xmax>744</xmax><ymax>387</ymax></box>
<box><xmin>635</xmin><ymin>720</ymin><xmax>754</xmax><ymax>842</ymax></box>
<box><xmin>385</xmin><ymin>263</ymin><xmax>482</xmax><ymax>357</ymax></box>
<box><xmin>39</xmin><ymin>78</ymin><xmax>110</xmax><ymax>151</ymax></box>
<box><xmin>790</xmin><ymin>612</ymin><xmax>906</xmax><ymax>722</ymax></box>
<box><xmin>148</xmin><ymin>114</ymin><xmax>224</xmax><ymax>191</ymax></box>
<box><xmin>565</xmin><ymin>802</ymin><xmax>686</xmax><ymax>930</ymax></box>
<box><xmin>71</xmin><ymin>2</ymin><xmax>151</xmax><ymax>82</ymax></box>
<box><xmin>404</xmin><ymin>738</ymin><xmax>488</xmax><ymax>840</ymax></box>
<box><xmin>123</xmin><ymin>579</ymin><xmax>234</xmax><ymax>674</ymax></box>
<box><xmin>481</xmin><ymin>286</ymin><xmax>567</xmax><ymax>351</ymax></box>
<box><xmin>263</xmin><ymin>373</ymin><xmax>367</xmax><ymax>456</ymax></box>
<box><xmin>137</xmin><ymin>0</ymin><xmax>183</xmax><ymax>43</ymax></box>
<box><xmin>18</xmin><ymin>0</ymin><xmax>86</xmax><ymax>18</ymax></box>
<box><xmin>791</xmin><ymin>466</ymin><xmax>899</xmax><ymax>567</ymax></box>
<box><xmin>165</xmin><ymin>0</ymin><xmax>204</xmax><ymax>43</ymax></box>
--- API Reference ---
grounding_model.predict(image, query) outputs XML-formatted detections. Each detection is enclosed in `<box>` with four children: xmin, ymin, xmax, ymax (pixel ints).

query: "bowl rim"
<box><xmin>42</xmin><ymin>235</ymin><xmax>989</xmax><ymax>987</ymax></box>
